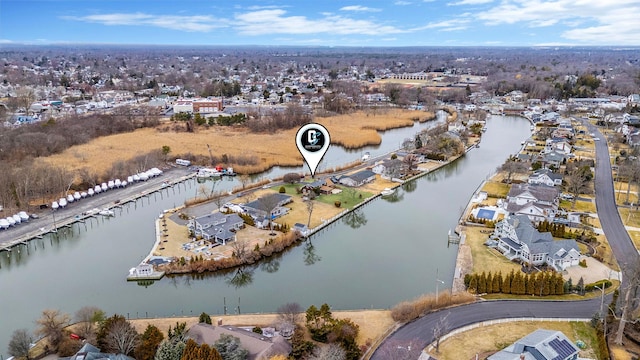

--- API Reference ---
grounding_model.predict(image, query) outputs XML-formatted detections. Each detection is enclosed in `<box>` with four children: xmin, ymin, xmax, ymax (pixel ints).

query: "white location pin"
<box><xmin>296</xmin><ymin>123</ymin><xmax>331</xmax><ymax>177</ymax></box>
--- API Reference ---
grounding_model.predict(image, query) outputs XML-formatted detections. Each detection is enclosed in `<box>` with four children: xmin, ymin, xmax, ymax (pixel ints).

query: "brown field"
<box><xmin>464</xmin><ymin>226</ymin><xmax>521</xmax><ymax>275</ymax></box>
<box><xmin>433</xmin><ymin>321</ymin><xmax>598</xmax><ymax>360</ymax></box>
<box><xmin>40</xmin><ymin>110</ymin><xmax>431</xmax><ymax>176</ymax></box>
<box><xmin>481</xmin><ymin>181</ymin><xmax>510</xmax><ymax>198</ymax></box>
<box><xmin>129</xmin><ymin>309</ymin><xmax>394</xmax><ymax>347</ymax></box>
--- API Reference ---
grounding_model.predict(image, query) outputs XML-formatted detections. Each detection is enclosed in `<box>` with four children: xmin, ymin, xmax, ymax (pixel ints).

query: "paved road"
<box><xmin>372</xmin><ymin>119</ymin><xmax>640</xmax><ymax>359</ymax></box>
<box><xmin>371</xmin><ymin>299</ymin><xmax>604</xmax><ymax>359</ymax></box>
<box><xmin>583</xmin><ymin>121</ymin><xmax>640</xmax><ymax>270</ymax></box>
<box><xmin>0</xmin><ymin>167</ymin><xmax>193</xmax><ymax>248</ymax></box>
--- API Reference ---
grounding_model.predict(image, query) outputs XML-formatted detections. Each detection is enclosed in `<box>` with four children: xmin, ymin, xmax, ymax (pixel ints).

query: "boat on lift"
<box><xmin>99</xmin><ymin>208</ymin><xmax>115</xmax><ymax>217</ymax></box>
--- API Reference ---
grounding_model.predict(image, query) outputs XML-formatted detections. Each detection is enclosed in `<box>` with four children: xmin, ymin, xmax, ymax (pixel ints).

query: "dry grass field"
<box><xmin>40</xmin><ymin>110</ymin><xmax>431</xmax><ymax>176</ymax></box>
<box><xmin>129</xmin><ymin>309</ymin><xmax>394</xmax><ymax>347</ymax></box>
<box><xmin>464</xmin><ymin>226</ymin><xmax>521</xmax><ymax>275</ymax></box>
<box><xmin>481</xmin><ymin>181</ymin><xmax>510</xmax><ymax>198</ymax></box>
<box><xmin>433</xmin><ymin>321</ymin><xmax>598</xmax><ymax>360</ymax></box>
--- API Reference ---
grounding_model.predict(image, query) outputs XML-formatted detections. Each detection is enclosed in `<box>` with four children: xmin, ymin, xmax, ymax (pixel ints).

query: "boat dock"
<box><xmin>0</xmin><ymin>171</ymin><xmax>196</xmax><ymax>253</ymax></box>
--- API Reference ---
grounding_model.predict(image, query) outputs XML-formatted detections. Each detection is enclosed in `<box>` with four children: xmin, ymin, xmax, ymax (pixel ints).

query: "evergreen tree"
<box><xmin>577</xmin><ymin>277</ymin><xmax>585</xmax><ymax>295</ymax></box>
<box><xmin>542</xmin><ymin>272</ymin><xmax>551</xmax><ymax>296</ymax></box>
<box><xmin>526</xmin><ymin>273</ymin><xmax>535</xmax><ymax>296</ymax></box>
<box><xmin>502</xmin><ymin>271</ymin><xmax>512</xmax><ymax>294</ymax></box>
<box><xmin>199</xmin><ymin>312</ymin><xmax>212</xmax><ymax>325</ymax></box>
<box><xmin>477</xmin><ymin>272</ymin><xmax>487</xmax><ymax>294</ymax></box>
<box><xmin>513</xmin><ymin>272</ymin><xmax>525</xmax><ymax>295</ymax></box>
<box><xmin>136</xmin><ymin>324</ymin><xmax>164</xmax><ymax>360</ymax></box>
<box><xmin>468</xmin><ymin>274</ymin><xmax>478</xmax><ymax>293</ymax></box>
<box><xmin>493</xmin><ymin>271</ymin><xmax>503</xmax><ymax>293</ymax></box>
<box><xmin>485</xmin><ymin>272</ymin><xmax>493</xmax><ymax>294</ymax></box>
<box><xmin>555</xmin><ymin>273</ymin><xmax>565</xmax><ymax>295</ymax></box>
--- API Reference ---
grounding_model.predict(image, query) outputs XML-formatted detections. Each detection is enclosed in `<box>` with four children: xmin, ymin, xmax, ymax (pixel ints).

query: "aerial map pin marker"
<box><xmin>296</xmin><ymin>123</ymin><xmax>331</xmax><ymax>177</ymax></box>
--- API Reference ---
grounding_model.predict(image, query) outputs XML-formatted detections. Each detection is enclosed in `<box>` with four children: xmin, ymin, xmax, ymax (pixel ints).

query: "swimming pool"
<box><xmin>476</xmin><ymin>208</ymin><xmax>496</xmax><ymax>220</ymax></box>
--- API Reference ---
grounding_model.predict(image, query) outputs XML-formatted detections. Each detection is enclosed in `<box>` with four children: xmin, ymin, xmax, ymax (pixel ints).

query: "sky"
<box><xmin>1</xmin><ymin>0</ymin><xmax>640</xmax><ymax>47</ymax></box>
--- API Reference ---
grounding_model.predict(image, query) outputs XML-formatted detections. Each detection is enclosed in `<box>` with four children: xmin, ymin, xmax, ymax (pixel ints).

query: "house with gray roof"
<box><xmin>492</xmin><ymin>215</ymin><xmax>580</xmax><ymax>271</ymax></box>
<box><xmin>504</xmin><ymin>183</ymin><xmax>559</xmax><ymax>222</ymax></box>
<box><xmin>528</xmin><ymin>169</ymin><xmax>563</xmax><ymax>187</ymax></box>
<box><xmin>188</xmin><ymin>212</ymin><xmax>244</xmax><ymax>245</ymax></box>
<box><xmin>488</xmin><ymin>329</ymin><xmax>579</xmax><ymax>360</ymax></box>
<box><xmin>243</xmin><ymin>193</ymin><xmax>293</xmax><ymax>222</ymax></box>
<box><xmin>338</xmin><ymin>170</ymin><xmax>376</xmax><ymax>187</ymax></box>
<box><xmin>59</xmin><ymin>343</ymin><xmax>135</xmax><ymax>360</ymax></box>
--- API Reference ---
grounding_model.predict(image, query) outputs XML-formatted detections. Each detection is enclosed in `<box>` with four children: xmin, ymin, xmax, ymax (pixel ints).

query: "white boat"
<box><xmin>81</xmin><ymin>191</ymin><xmax>88</xmax><ymax>198</ymax></box>
<box><xmin>381</xmin><ymin>188</ymin><xmax>395</xmax><ymax>196</ymax></box>
<box><xmin>101</xmin><ymin>183</ymin><xmax>108</xmax><ymax>191</ymax></box>
<box><xmin>120</xmin><ymin>180</ymin><xmax>128</xmax><ymax>187</ymax></box>
<box><xmin>108</xmin><ymin>180</ymin><xmax>115</xmax><ymax>189</ymax></box>
<box><xmin>74</xmin><ymin>192</ymin><xmax>81</xmax><ymax>200</ymax></box>
<box><xmin>59</xmin><ymin>198</ymin><xmax>67</xmax><ymax>207</ymax></box>
<box><xmin>6</xmin><ymin>216</ymin><xmax>16</xmax><ymax>226</ymax></box>
<box><xmin>12</xmin><ymin>214</ymin><xmax>22</xmax><ymax>224</ymax></box>
<box><xmin>94</xmin><ymin>185</ymin><xmax>101</xmax><ymax>193</ymax></box>
<box><xmin>139</xmin><ymin>172</ymin><xmax>149</xmax><ymax>181</ymax></box>
<box><xmin>114</xmin><ymin>179</ymin><xmax>122</xmax><ymax>187</ymax></box>
<box><xmin>99</xmin><ymin>208</ymin><xmax>115</xmax><ymax>217</ymax></box>
<box><xmin>133</xmin><ymin>174</ymin><xmax>140</xmax><ymax>182</ymax></box>
<box><xmin>18</xmin><ymin>211</ymin><xmax>29</xmax><ymax>221</ymax></box>
<box><xmin>197</xmin><ymin>168</ymin><xmax>222</xmax><ymax>178</ymax></box>
<box><xmin>149</xmin><ymin>168</ymin><xmax>163</xmax><ymax>176</ymax></box>
<box><xmin>127</xmin><ymin>176</ymin><xmax>134</xmax><ymax>183</ymax></box>
<box><xmin>52</xmin><ymin>201</ymin><xmax>59</xmax><ymax>210</ymax></box>
<box><xmin>361</xmin><ymin>152</ymin><xmax>371</xmax><ymax>161</ymax></box>
<box><xmin>67</xmin><ymin>194</ymin><xmax>75</xmax><ymax>203</ymax></box>
<box><xmin>0</xmin><ymin>218</ymin><xmax>10</xmax><ymax>229</ymax></box>
<box><xmin>87</xmin><ymin>188</ymin><xmax>95</xmax><ymax>196</ymax></box>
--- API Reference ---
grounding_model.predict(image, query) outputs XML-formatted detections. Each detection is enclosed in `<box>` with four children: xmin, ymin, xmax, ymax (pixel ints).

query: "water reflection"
<box><xmin>303</xmin><ymin>240</ymin><xmax>321</xmax><ymax>266</ymax></box>
<box><xmin>260</xmin><ymin>256</ymin><xmax>281</xmax><ymax>273</ymax></box>
<box><xmin>381</xmin><ymin>190</ymin><xmax>404</xmax><ymax>203</ymax></box>
<box><xmin>402</xmin><ymin>180</ymin><xmax>418</xmax><ymax>193</ymax></box>
<box><xmin>342</xmin><ymin>208</ymin><xmax>368</xmax><ymax>229</ymax></box>
<box><xmin>226</xmin><ymin>267</ymin><xmax>254</xmax><ymax>289</ymax></box>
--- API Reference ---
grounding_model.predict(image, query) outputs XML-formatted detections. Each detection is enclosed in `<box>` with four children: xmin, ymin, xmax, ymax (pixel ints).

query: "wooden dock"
<box><xmin>0</xmin><ymin>172</ymin><xmax>195</xmax><ymax>253</ymax></box>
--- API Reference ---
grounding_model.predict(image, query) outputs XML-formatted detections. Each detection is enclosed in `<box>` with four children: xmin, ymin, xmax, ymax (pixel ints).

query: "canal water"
<box><xmin>0</xmin><ymin>115</ymin><xmax>529</xmax><ymax>356</ymax></box>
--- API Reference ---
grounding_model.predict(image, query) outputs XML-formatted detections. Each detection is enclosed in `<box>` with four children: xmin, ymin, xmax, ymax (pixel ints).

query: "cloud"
<box><xmin>62</xmin><ymin>13</ymin><xmax>226</xmax><ymax>32</ymax></box>
<box><xmin>234</xmin><ymin>9</ymin><xmax>405</xmax><ymax>35</ymax></box>
<box><xmin>448</xmin><ymin>0</ymin><xmax>493</xmax><ymax>5</ymax></box>
<box><xmin>395</xmin><ymin>1</ymin><xmax>412</xmax><ymax>5</ymax></box>
<box><xmin>413</xmin><ymin>17</ymin><xmax>471</xmax><ymax>31</ymax></box>
<box><xmin>476</xmin><ymin>0</ymin><xmax>640</xmax><ymax>44</ymax></box>
<box><xmin>340</xmin><ymin>5</ymin><xmax>381</xmax><ymax>12</ymax></box>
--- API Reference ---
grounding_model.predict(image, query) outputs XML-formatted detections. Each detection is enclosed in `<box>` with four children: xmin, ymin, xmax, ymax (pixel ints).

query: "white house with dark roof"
<box><xmin>504</xmin><ymin>183</ymin><xmax>559</xmax><ymax>222</ymax></box>
<box><xmin>528</xmin><ymin>169</ymin><xmax>563</xmax><ymax>187</ymax></box>
<box><xmin>338</xmin><ymin>170</ymin><xmax>376</xmax><ymax>187</ymax></box>
<box><xmin>188</xmin><ymin>212</ymin><xmax>244</xmax><ymax>245</ymax></box>
<box><xmin>243</xmin><ymin>193</ymin><xmax>293</xmax><ymax>228</ymax></box>
<box><xmin>488</xmin><ymin>329</ymin><xmax>579</xmax><ymax>360</ymax></box>
<box><xmin>492</xmin><ymin>215</ymin><xmax>580</xmax><ymax>271</ymax></box>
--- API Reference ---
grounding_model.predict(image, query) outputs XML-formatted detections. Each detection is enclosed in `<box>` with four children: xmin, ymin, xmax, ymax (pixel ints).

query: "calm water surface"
<box><xmin>0</xmin><ymin>115</ymin><xmax>529</xmax><ymax>356</ymax></box>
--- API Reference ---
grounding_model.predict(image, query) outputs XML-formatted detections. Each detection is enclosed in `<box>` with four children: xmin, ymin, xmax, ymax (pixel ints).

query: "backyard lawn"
<box><xmin>618</xmin><ymin>208</ymin><xmax>640</xmax><ymax>228</ymax></box>
<box><xmin>481</xmin><ymin>181</ymin><xmax>511</xmax><ymax>198</ymax></box>
<box><xmin>559</xmin><ymin>199</ymin><xmax>597</xmax><ymax>213</ymax></box>
<box><xmin>465</xmin><ymin>226</ymin><xmax>521</xmax><ymax>275</ymax></box>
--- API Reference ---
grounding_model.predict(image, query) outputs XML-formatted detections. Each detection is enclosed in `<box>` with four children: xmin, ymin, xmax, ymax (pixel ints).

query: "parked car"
<box><xmin>560</xmin><ymin>193</ymin><xmax>575</xmax><ymax>200</ymax></box>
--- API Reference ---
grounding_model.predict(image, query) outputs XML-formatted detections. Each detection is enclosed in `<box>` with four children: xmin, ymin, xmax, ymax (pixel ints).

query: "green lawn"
<box><xmin>315</xmin><ymin>186</ymin><xmax>374</xmax><ymax>210</ymax></box>
<box><xmin>466</xmin><ymin>227</ymin><xmax>521</xmax><ymax>275</ymax></box>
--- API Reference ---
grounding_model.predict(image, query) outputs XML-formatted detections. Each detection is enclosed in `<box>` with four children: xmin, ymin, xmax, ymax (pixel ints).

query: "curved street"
<box><xmin>372</xmin><ymin>119</ymin><xmax>639</xmax><ymax>359</ymax></box>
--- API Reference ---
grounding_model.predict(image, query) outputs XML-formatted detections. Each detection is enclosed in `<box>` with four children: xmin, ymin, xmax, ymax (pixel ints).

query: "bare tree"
<box><xmin>35</xmin><ymin>309</ymin><xmax>70</xmax><ymax>353</ymax></box>
<box><xmin>309</xmin><ymin>343</ymin><xmax>346</xmax><ymax>360</ymax></box>
<box><xmin>565</xmin><ymin>167</ymin><xmax>591</xmax><ymax>208</ymax></box>
<box><xmin>8</xmin><ymin>329</ymin><xmax>33</xmax><ymax>360</ymax></box>
<box><xmin>103</xmin><ymin>317</ymin><xmax>140</xmax><ymax>355</ymax></box>
<box><xmin>277</xmin><ymin>302</ymin><xmax>303</xmax><ymax>327</ymax></box>
<box><xmin>74</xmin><ymin>306</ymin><xmax>105</xmax><ymax>342</ymax></box>
<box><xmin>403</xmin><ymin>154</ymin><xmax>418</xmax><ymax>171</ymax></box>
<box><xmin>498</xmin><ymin>157</ymin><xmax>529</xmax><ymax>183</ymax></box>
<box><xmin>614</xmin><ymin>260</ymin><xmax>640</xmax><ymax>345</ymax></box>
<box><xmin>230</xmin><ymin>238</ymin><xmax>248</xmax><ymax>259</ymax></box>
<box><xmin>432</xmin><ymin>312</ymin><xmax>450</xmax><ymax>353</ymax></box>
<box><xmin>258</xmin><ymin>193</ymin><xmax>282</xmax><ymax>234</ymax></box>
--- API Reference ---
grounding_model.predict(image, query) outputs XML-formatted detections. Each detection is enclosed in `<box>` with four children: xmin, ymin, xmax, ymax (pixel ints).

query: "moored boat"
<box><xmin>381</xmin><ymin>187</ymin><xmax>395</xmax><ymax>196</ymax></box>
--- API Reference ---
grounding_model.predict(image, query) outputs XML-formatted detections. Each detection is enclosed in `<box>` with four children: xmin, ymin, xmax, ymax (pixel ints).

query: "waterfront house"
<box><xmin>543</xmin><ymin>138</ymin><xmax>572</xmax><ymax>155</ymax></box>
<box><xmin>187</xmin><ymin>323</ymin><xmax>291</xmax><ymax>360</ymax></box>
<box><xmin>60</xmin><ymin>342</ymin><xmax>135</xmax><ymax>360</ymax></box>
<box><xmin>243</xmin><ymin>193</ymin><xmax>293</xmax><ymax>221</ymax></box>
<box><xmin>504</xmin><ymin>183</ymin><xmax>559</xmax><ymax>222</ymax></box>
<box><xmin>372</xmin><ymin>158</ymin><xmax>403</xmax><ymax>178</ymax></box>
<box><xmin>188</xmin><ymin>212</ymin><xmax>244</xmax><ymax>245</ymax></box>
<box><xmin>492</xmin><ymin>215</ymin><xmax>580</xmax><ymax>271</ymax></box>
<box><xmin>487</xmin><ymin>329</ymin><xmax>579</xmax><ymax>360</ymax></box>
<box><xmin>338</xmin><ymin>170</ymin><xmax>376</xmax><ymax>187</ymax></box>
<box><xmin>528</xmin><ymin>169</ymin><xmax>563</xmax><ymax>187</ymax></box>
